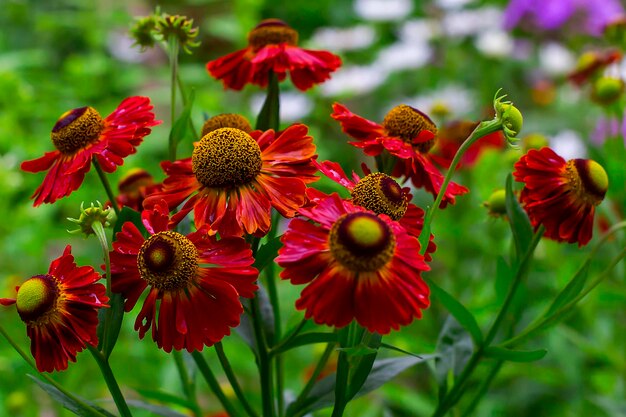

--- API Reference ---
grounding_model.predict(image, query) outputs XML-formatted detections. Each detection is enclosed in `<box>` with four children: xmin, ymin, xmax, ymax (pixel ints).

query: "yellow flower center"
<box><xmin>248</xmin><ymin>19</ymin><xmax>298</xmax><ymax>51</ymax></box>
<box><xmin>565</xmin><ymin>159</ymin><xmax>609</xmax><ymax>206</ymax></box>
<box><xmin>15</xmin><ymin>275</ymin><xmax>59</xmax><ymax>324</ymax></box>
<box><xmin>201</xmin><ymin>114</ymin><xmax>253</xmax><ymax>138</ymax></box>
<box><xmin>138</xmin><ymin>231</ymin><xmax>198</xmax><ymax>291</ymax></box>
<box><xmin>329</xmin><ymin>212</ymin><xmax>396</xmax><ymax>272</ymax></box>
<box><xmin>351</xmin><ymin>173</ymin><xmax>408</xmax><ymax>221</ymax></box>
<box><xmin>51</xmin><ymin>106</ymin><xmax>105</xmax><ymax>155</ymax></box>
<box><xmin>192</xmin><ymin>127</ymin><xmax>262</xmax><ymax>188</ymax></box>
<box><xmin>382</xmin><ymin>104</ymin><xmax>437</xmax><ymax>153</ymax></box>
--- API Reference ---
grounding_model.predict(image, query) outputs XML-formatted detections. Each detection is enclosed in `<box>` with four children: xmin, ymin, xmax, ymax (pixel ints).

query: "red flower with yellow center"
<box><xmin>276</xmin><ymin>193</ymin><xmax>430</xmax><ymax>334</ymax></box>
<box><xmin>308</xmin><ymin>160</ymin><xmax>437</xmax><ymax>260</ymax></box>
<box><xmin>109</xmin><ymin>201</ymin><xmax>258</xmax><ymax>352</ymax></box>
<box><xmin>331</xmin><ymin>103</ymin><xmax>468</xmax><ymax>207</ymax></box>
<box><xmin>0</xmin><ymin>246</ymin><xmax>108</xmax><ymax>372</ymax></box>
<box><xmin>144</xmin><ymin>124</ymin><xmax>318</xmax><ymax>237</ymax></box>
<box><xmin>21</xmin><ymin>97</ymin><xmax>160</xmax><ymax>206</ymax></box>
<box><xmin>206</xmin><ymin>19</ymin><xmax>342</xmax><ymax>91</ymax></box>
<box><xmin>513</xmin><ymin>147</ymin><xmax>609</xmax><ymax>246</ymax></box>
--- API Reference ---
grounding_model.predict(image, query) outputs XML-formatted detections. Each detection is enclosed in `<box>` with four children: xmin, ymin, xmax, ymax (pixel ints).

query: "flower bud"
<box><xmin>67</xmin><ymin>202</ymin><xmax>116</xmax><ymax>237</ymax></box>
<box><xmin>483</xmin><ymin>189</ymin><xmax>507</xmax><ymax>218</ymax></box>
<box><xmin>591</xmin><ymin>77</ymin><xmax>624</xmax><ymax>105</ymax></box>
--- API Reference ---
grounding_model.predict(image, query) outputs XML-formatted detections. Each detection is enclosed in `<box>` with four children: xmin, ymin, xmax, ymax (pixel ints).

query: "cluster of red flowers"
<box><xmin>3</xmin><ymin>18</ymin><xmax>609</xmax><ymax>374</ymax></box>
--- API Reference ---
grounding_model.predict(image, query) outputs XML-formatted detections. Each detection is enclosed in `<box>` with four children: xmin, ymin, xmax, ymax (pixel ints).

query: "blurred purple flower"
<box><xmin>503</xmin><ymin>0</ymin><xmax>624</xmax><ymax>36</ymax></box>
<box><xmin>592</xmin><ymin>114</ymin><xmax>626</xmax><ymax>145</ymax></box>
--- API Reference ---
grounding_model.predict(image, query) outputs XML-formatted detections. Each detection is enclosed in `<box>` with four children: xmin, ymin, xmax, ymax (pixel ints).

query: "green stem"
<box><xmin>461</xmin><ymin>360</ymin><xmax>504</xmax><ymax>417</ymax></box>
<box><xmin>0</xmin><ymin>326</ymin><xmax>109</xmax><ymax>417</ymax></box>
<box><xmin>256</xmin><ymin>71</ymin><xmax>280</xmax><ymax>131</ymax></box>
<box><xmin>92</xmin><ymin>159</ymin><xmax>120</xmax><ymax>217</ymax></box>
<box><xmin>269</xmin><ymin>319</ymin><xmax>308</xmax><ymax>357</ymax></box>
<box><xmin>173</xmin><ymin>351</ymin><xmax>201</xmax><ymax>417</ymax></box>
<box><xmin>191</xmin><ymin>351</ymin><xmax>242</xmax><ymax>417</ymax></box>
<box><xmin>90</xmin><ymin>221</ymin><xmax>114</xmax><ymax>357</ymax></box>
<box><xmin>263</xmin><ymin>261</ymin><xmax>284</xmax><ymax>415</ymax></box>
<box><xmin>251</xmin><ymin>295</ymin><xmax>276</xmax><ymax>417</ymax></box>
<box><xmin>432</xmin><ymin>227</ymin><xmax>544</xmax><ymax>417</ymax></box>
<box><xmin>169</xmin><ymin>37</ymin><xmax>180</xmax><ymax>161</ymax></box>
<box><xmin>419</xmin><ymin>118</ymin><xmax>502</xmax><ymax>253</ymax></box>
<box><xmin>88</xmin><ymin>346</ymin><xmax>133</xmax><ymax>417</ymax></box>
<box><xmin>215</xmin><ymin>342</ymin><xmax>259</xmax><ymax>417</ymax></box>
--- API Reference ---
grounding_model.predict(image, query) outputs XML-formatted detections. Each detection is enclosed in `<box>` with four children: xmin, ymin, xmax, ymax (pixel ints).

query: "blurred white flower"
<box><xmin>374</xmin><ymin>41</ymin><xmax>432</xmax><ymax>72</ymax></box>
<box><xmin>442</xmin><ymin>7</ymin><xmax>503</xmax><ymax>37</ymax></box>
<box><xmin>550</xmin><ymin>130</ymin><xmax>587</xmax><ymax>159</ymax></box>
<box><xmin>399</xmin><ymin>19</ymin><xmax>441</xmax><ymax>43</ymax></box>
<box><xmin>107</xmin><ymin>31</ymin><xmax>146</xmax><ymax>63</ymax></box>
<box><xmin>404</xmin><ymin>84</ymin><xmax>475</xmax><ymax>117</ymax></box>
<box><xmin>311</xmin><ymin>25</ymin><xmax>377</xmax><ymax>52</ymax></box>
<box><xmin>474</xmin><ymin>30</ymin><xmax>514</xmax><ymax>57</ymax></box>
<box><xmin>354</xmin><ymin>0</ymin><xmax>413</xmax><ymax>21</ymax></box>
<box><xmin>250</xmin><ymin>92</ymin><xmax>313</xmax><ymax>122</ymax></box>
<box><xmin>538</xmin><ymin>42</ymin><xmax>576</xmax><ymax>76</ymax></box>
<box><xmin>321</xmin><ymin>65</ymin><xmax>387</xmax><ymax>96</ymax></box>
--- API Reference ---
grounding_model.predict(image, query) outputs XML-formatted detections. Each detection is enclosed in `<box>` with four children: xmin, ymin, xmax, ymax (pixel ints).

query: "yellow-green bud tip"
<box><xmin>67</xmin><ymin>201</ymin><xmax>116</xmax><ymax>237</ymax></box>
<box><xmin>483</xmin><ymin>189</ymin><xmax>507</xmax><ymax>217</ymax></box>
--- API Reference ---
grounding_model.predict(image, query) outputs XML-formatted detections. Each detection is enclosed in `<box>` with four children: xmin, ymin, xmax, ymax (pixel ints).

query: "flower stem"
<box><xmin>0</xmin><ymin>326</ymin><xmax>110</xmax><ymax>417</ymax></box>
<box><xmin>192</xmin><ymin>350</ymin><xmax>243</xmax><ymax>417</ymax></box>
<box><xmin>88</xmin><ymin>346</ymin><xmax>133</xmax><ymax>417</ymax></box>
<box><xmin>92</xmin><ymin>159</ymin><xmax>120</xmax><ymax>217</ymax></box>
<box><xmin>90</xmin><ymin>221</ymin><xmax>115</xmax><ymax>357</ymax></box>
<box><xmin>215</xmin><ymin>342</ymin><xmax>259</xmax><ymax>417</ymax></box>
<box><xmin>250</xmin><ymin>295</ymin><xmax>276</xmax><ymax>417</ymax></box>
<box><xmin>256</xmin><ymin>71</ymin><xmax>280</xmax><ymax>131</ymax></box>
<box><xmin>172</xmin><ymin>351</ymin><xmax>201</xmax><ymax>417</ymax></box>
<box><xmin>169</xmin><ymin>37</ymin><xmax>180</xmax><ymax>161</ymax></box>
<box><xmin>419</xmin><ymin>118</ymin><xmax>502</xmax><ymax>254</ymax></box>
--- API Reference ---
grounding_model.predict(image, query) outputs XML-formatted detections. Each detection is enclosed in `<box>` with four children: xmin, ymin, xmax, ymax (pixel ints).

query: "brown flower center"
<box><xmin>192</xmin><ymin>127</ymin><xmax>262</xmax><ymax>189</ymax></box>
<box><xmin>201</xmin><ymin>114</ymin><xmax>253</xmax><ymax>138</ymax></box>
<box><xmin>565</xmin><ymin>159</ymin><xmax>609</xmax><ymax>206</ymax></box>
<box><xmin>51</xmin><ymin>106</ymin><xmax>105</xmax><ymax>155</ymax></box>
<box><xmin>351</xmin><ymin>173</ymin><xmax>408</xmax><ymax>221</ymax></box>
<box><xmin>15</xmin><ymin>275</ymin><xmax>60</xmax><ymax>324</ymax></box>
<box><xmin>138</xmin><ymin>231</ymin><xmax>198</xmax><ymax>291</ymax></box>
<box><xmin>382</xmin><ymin>104</ymin><xmax>437</xmax><ymax>153</ymax></box>
<box><xmin>329</xmin><ymin>212</ymin><xmax>396</xmax><ymax>272</ymax></box>
<box><xmin>248</xmin><ymin>19</ymin><xmax>298</xmax><ymax>51</ymax></box>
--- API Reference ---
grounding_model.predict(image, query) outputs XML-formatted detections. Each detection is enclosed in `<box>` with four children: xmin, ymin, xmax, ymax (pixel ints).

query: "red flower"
<box><xmin>206</xmin><ymin>19</ymin><xmax>341</xmax><ymax>91</ymax></box>
<box><xmin>113</xmin><ymin>168</ymin><xmax>163</xmax><ymax>211</ymax></box>
<box><xmin>21</xmin><ymin>97</ymin><xmax>160</xmax><ymax>206</ymax></box>
<box><xmin>276</xmin><ymin>193</ymin><xmax>430</xmax><ymax>334</ymax></box>
<box><xmin>429</xmin><ymin>120</ymin><xmax>505</xmax><ymax>169</ymax></box>
<box><xmin>513</xmin><ymin>147</ymin><xmax>609</xmax><ymax>246</ymax></box>
<box><xmin>331</xmin><ymin>103</ymin><xmax>468</xmax><ymax>207</ymax></box>
<box><xmin>109</xmin><ymin>201</ymin><xmax>258</xmax><ymax>352</ymax></box>
<box><xmin>0</xmin><ymin>246</ymin><xmax>108</xmax><ymax>372</ymax></box>
<box><xmin>309</xmin><ymin>160</ymin><xmax>437</xmax><ymax>260</ymax></box>
<box><xmin>144</xmin><ymin>124</ymin><xmax>318</xmax><ymax>237</ymax></box>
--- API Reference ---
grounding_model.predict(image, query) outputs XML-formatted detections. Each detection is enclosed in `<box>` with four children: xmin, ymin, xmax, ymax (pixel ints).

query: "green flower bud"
<box><xmin>67</xmin><ymin>202</ymin><xmax>116</xmax><ymax>237</ymax></box>
<box><xmin>493</xmin><ymin>90</ymin><xmax>523</xmax><ymax>144</ymax></box>
<box><xmin>591</xmin><ymin>77</ymin><xmax>624</xmax><ymax>106</ymax></box>
<box><xmin>483</xmin><ymin>189</ymin><xmax>507</xmax><ymax>218</ymax></box>
<box><xmin>522</xmin><ymin>133</ymin><xmax>549</xmax><ymax>151</ymax></box>
<box><xmin>155</xmin><ymin>14</ymin><xmax>201</xmax><ymax>54</ymax></box>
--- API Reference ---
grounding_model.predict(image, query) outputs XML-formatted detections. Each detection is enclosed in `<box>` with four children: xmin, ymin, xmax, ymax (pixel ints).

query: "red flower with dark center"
<box><xmin>21</xmin><ymin>97</ymin><xmax>160</xmax><ymax>206</ymax></box>
<box><xmin>513</xmin><ymin>147</ymin><xmax>609</xmax><ymax>246</ymax></box>
<box><xmin>276</xmin><ymin>193</ymin><xmax>430</xmax><ymax>334</ymax></box>
<box><xmin>308</xmin><ymin>160</ymin><xmax>437</xmax><ymax>260</ymax></box>
<box><xmin>206</xmin><ymin>19</ymin><xmax>342</xmax><ymax>91</ymax></box>
<box><xmin>331</xmin><ymin>103</ymin><xmax>468</xmax><ymax>207</ymax></box>
<box><xmin>429</xmin><ymin>120</ymin><xmax>505</xmax><ymax>169</ymax></box>
<box><xmin>0</xmin><ymin>246</ymin><xmax>108</xmax><ymax>372</ymax></box>
<box><xmin>114</xmin><ymin>168</ymin><xmax>163</xmax><ymax>211</ymax></box>
<box><xmin>109</xmin><ymin>201</ymin><xmax>258</xmax><ymax>352</ymax></box>
<box><xmin>143</xmin><ymin>124</ymin><xmax>318</xmax><ymax>237</ymax></box>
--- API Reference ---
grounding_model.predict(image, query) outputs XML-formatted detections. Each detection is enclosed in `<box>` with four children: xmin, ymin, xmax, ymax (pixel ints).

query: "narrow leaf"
<box><xmin>134</xmin><ymin>389</ymin><xmax>196</xmax><ymax>410</ymax></box>
<box><xmin>545</xmin><ymin>261</ymin><xmax>591</xmax><ymax>317</ymax></box>
<box><xmin>28</xmin><ymin>376</ymin><xmax>115</xmax><ymax>417</ymax></box>
<box><xmin>256</xmin><ymin>71</ymin><xmax>280</xmax><ymax>131</ymax></box>
<box><xmin>169</xmin><ymin>89</ymin><xmax>196</xmax><ymax>146</ymax></box>
<box><xmin>505</xmin><ymin>174</ymin><xmax>533</xmax><ymax>262</ymax></box>
<box><xmin>253</xmin><ymin>236</ymin><xmax>282</xmax><ymax>273</ymax></box>
<box><xmin>380</xmin><ymin>343</ymin><xmax>426</xmax><ymax>359</ymax></box>
<box><xmin>434</xmin><ymin>316</ymin><xmax>474</xmax><ymax>399</ymax></box>
<box><xmin>427</xmin><ymin>278</ymin><xmax>483</xmax><ymax>346</ymax></box>
<box><xmin>99</xmin><ymin>293</ymin><xmax>125</xmax><ymax>359</ymax></box>
<box><xmin>272</xmin><ymin>332</ymin><xmax>337</xmax><ymax>355</ymax></box>
<box><xmin>347</xmin><ymin>332</ymin><xmax>382</xmax><ymax>400</ymax></box>
<box><xmin>484</xmin><ymin>346</ymin><xmax>547</xmax><ymax>362</ymax></box>
<box><xmin>126</xmin><ymin>400</ymin><xmax>189</xmax><ymax>417</ymax></box>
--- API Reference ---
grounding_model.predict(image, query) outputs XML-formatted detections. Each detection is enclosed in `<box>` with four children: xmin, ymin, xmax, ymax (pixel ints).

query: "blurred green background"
<box><xmin>0</xmin><ymin>0</ymin><xmax>624</xmax><ymax>416</ymax></box>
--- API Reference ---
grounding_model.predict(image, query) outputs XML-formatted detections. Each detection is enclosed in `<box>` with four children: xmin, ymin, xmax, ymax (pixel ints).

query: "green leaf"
<box><xmin>347</xmin><ymin>332</ymin><xmax>382</xmax><ymax>400</ymax></box>
<box><xmin>380</xmin><ymin>343</ymin><xmax>424</xmax><ymax>358</ymax></box>
<box><xmin>28</xmin><ymin>376</ymin><xmax>115</xmax><ymax>417</ymax></box>
<box><xmin>272</xmin><ymin>332</ymin><xmax>338</xmax><ymax>355</ymax></box>
<box><xmin>237</xmin><ymin>284</ymin><xmax>275</xmax><ymax>350</ymax></box>
<box><xmin>253</xmin><ymin>235</ymin><xmax>282</xmax><ymax>273</ymax></box>
<box><xmin>169</xmin><ymin>89</ymin><xmax>196</xmax><ymax>146</ymax></box>
<box><xmin>126</xmin><ymin>400</ymin><xmax>189</xmax><ymax>417</ymax></box>
<box><xmin>134</xmin><ymin>389</ymin><xmax>196</xmax><ymax>410</ymax></box>
<box><xmin>545</xmin><ymin>261</ymin><xmax>591</xmax><ymax>317</ymax></box>
<box><xmin>427</xmin><ymin>278</ymin><xmax>483</xmax><ymax>346</ymax></box>
<box><xmin>255</xmin><ymin>71</ymin><xmax>280</xmax><ymax>131</ymax></box>
<box><xmin>97</xmin><ymin>293</ymin><xmax>125</xmax><ymax>359</ymax></box>
<box><xmin>484</xmin><ymin>346</ymin><xmax>547</xmax><ymax>362</ymax></box>
<box><xmin>505</xmin><ymin>174</ymin><xmax>533</xmax><ymax>263</ymax></box>
<box><xmin>495</xmin><ymin>256</ymin><xmax>512</xmax><ymax>303</ymax></box>
<box><xmin>434</xmin><ymin>316</ymin><xmax>474</xmax><ymax>400</ymax></box>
